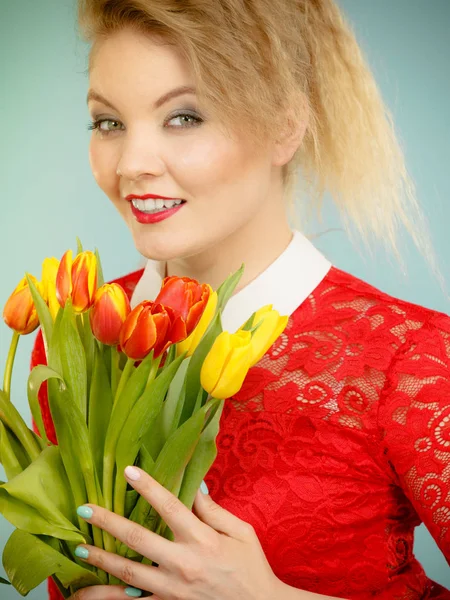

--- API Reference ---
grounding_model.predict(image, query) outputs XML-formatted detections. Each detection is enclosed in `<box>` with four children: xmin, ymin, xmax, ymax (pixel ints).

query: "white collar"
<box><xmin>130</xmin><ymin>230</ymin><xmax>332</xmax><ymax>332</ymax></box>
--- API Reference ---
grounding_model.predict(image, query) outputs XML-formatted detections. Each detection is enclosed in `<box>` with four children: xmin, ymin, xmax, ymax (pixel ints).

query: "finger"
<box><xmin>77</xmin><ymin>503</ymin><xmax>178</xmax><ymax>567</ymax></box>
<box><xmin>124</xmin><ymin>466</ymin><xmax>213</xmax><ymax>543</ymax></box>
<box><xmin>74</xmin><ymin>545</ymin><xmax>167</xmax><ymax>598</ymax></box>
<box><xmin>70</xmin><ymin>584</ymin><xmax>144</xmax><ymax>599</ymax></box>
<box><xmin>193</xmin><ymin>487</ymin><xmax>254</xmax><ymax>541</ymax></box>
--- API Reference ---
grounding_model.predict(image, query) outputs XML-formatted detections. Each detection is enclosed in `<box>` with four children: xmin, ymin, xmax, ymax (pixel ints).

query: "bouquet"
<box><xmin>0</xmin><ymin>241</ymin><xmax>288</xmax><ymax>597</ymax></box>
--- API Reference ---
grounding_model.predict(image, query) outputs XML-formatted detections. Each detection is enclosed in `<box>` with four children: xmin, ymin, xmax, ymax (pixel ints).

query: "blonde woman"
<box><xmin>31</xmin><ymin>0</ymin><xmax>449</xmax><ymax>598</ymax></box>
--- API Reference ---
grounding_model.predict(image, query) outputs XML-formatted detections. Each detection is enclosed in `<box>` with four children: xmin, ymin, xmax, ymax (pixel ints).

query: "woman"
<box><xmin>31</xmin><ymin>0</ymin><xmax>449</xmax><ymax>598</ymax></box>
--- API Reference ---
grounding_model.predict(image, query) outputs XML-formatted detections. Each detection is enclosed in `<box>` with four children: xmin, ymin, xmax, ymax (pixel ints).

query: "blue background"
<box><xmin>0</xmin><ymin>0</ymin><xmax>448</xmax><ymax>596</ymax></box>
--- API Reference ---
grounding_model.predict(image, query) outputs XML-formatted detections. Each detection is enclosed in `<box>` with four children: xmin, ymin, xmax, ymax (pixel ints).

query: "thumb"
<box><xmin>193</xmin><ymin>481</ymin><xmax>250</xmax><ymax>540</ymax></box>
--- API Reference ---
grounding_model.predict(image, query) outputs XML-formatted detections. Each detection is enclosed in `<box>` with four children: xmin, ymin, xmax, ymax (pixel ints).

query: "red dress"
<box><xmin>31</xmin><ymin>266</ymin><xmax>450</xmax><ymax>600</ymax></box>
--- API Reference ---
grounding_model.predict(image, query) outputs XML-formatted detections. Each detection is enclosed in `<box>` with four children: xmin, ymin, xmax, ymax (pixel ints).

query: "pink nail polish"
<box><xmin>125</xmin><ymin>466</ymin><xmax>141</xmax><ymax>481</ymax></box>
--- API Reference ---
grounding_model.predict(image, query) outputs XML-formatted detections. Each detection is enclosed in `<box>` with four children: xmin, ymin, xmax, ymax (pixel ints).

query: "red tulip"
<box><xmin>56</xmin><ymin>250</ymin><xmax>97</xmax><ymax>313</ymax></box>
<box><xmin>3</xmin><ymin>275</ymin><xmax>40</xmax><ymax>335</ymax></box>
<box><xmin>90</xmin><ymin>283</ymin><xmax>131</xmax><ymax>345</ymax></box>
<box><xmin>119</xmin><ymin>301</ymin><xmax>186</xmax><ymax>360</ymax></box>
<box><xmin>154</xmin><ymin>276</ymin><xmax>211</xmax><ymax>339</ymax></box>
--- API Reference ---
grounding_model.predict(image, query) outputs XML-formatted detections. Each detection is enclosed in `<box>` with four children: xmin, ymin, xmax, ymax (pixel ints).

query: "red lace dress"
<box><xmin>31</xmin><ymin>267</ymin><xmax>450</xmax><ymax>600</ymax></box>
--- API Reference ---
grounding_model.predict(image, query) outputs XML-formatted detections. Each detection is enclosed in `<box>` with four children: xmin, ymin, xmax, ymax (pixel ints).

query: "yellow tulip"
<box><xmin>241</xmin><ymin>304</ymin><xmax>289</xmax><ymax>367</ymax></box>
<box><xmin>176</xmin><ymin>288</ymin><xmax>218</xmax><ymax>357</ymax></box>
<box><xmin>200</xmin><ymin>330</ymin><xmax>253</xmax><ymax>399</ymax></box>
<box><xmin>41</xmin><ymin>257</ymin><xmax>60</xmax><ymax>320</ymax></box>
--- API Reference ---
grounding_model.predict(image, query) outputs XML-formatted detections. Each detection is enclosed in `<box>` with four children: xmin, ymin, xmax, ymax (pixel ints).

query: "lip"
<box><xmin>125</xmin><ymin>193</ymin><xmax>181</xmax><ymax>201</ymax></box>
<box><xmin>130</xmin><ymin>199</ymin><xmax>185</xmax><ymax>224</ymax></box>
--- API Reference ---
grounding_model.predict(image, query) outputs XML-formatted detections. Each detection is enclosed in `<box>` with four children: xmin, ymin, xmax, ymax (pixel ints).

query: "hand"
<box><xmin>68</xmin><ymin>465</ymin><xmax>283</xmax><ymax>600</ymax></box>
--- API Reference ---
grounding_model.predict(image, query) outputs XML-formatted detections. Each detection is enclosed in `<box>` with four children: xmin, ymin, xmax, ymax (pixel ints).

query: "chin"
<box><xmin>130</xmin><ymin>230</ymin><xmax>192</xmax><ymax>263</ymax></box>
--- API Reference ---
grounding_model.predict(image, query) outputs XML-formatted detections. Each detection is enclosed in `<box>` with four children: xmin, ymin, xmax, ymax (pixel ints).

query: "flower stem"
<box><xmin>113</xmin><ymin>357</ymin><xmax>134</xmax><ymax>405</ymax></box>
<box><xmin>110</xmin><ymin>345</ymin><xmax>120</xmax><ymax>398</ymax></box>
<box><xmin>3</xmin><ymin>331</ymin><xmax>20</xmax><ymax>399</ymax></box>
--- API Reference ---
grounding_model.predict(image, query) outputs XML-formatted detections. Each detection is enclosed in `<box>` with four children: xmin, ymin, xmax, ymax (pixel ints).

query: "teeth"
<box><xmin>131</xmin><ymin>198</ymin><xmax>184</xmax><ymax>213</ymax></box>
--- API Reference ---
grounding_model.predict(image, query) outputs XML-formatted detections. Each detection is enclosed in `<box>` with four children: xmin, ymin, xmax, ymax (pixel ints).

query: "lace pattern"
<box><xmin>31</xmin><ymin>267</ymin><xmax>449</xmax><ymax>600</ymax></box>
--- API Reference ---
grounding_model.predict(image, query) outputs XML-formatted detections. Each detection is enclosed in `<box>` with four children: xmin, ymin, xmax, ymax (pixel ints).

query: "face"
<box><xmin>87</xmin><ymin>27</ymin><xmax>285</xmax><ymax>263</ymax></box>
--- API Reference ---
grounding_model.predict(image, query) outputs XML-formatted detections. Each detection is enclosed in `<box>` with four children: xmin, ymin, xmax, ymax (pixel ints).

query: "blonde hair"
<box><xmin>78</xmin><ymin>0</ymin><xmax>440</xmax><ymax>280</ymax></box>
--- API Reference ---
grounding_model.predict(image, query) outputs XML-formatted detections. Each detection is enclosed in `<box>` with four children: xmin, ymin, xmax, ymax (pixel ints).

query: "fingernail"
<box><xmin>75</xmin><ymin>546</ymin><xmax>89</xmax><ymax>559</ymax></box>
<box><xmin>200</xmin><ymin>480</ymin><xmax>209</xmax><ymax>494</ymax></box>
<box><xmin>125</xmin><ymin>588</ymin><xmax>142</xmax><ymax>598</ymax></box>
<box><xmin>125</xmin><ymin>466</ymin><xmax>141</xmax><ymax>481</ymax></box>
<box><xmin>77</xmin><ymin>506</ymin><xmax>93</xmax><ymax>519</ymax></box>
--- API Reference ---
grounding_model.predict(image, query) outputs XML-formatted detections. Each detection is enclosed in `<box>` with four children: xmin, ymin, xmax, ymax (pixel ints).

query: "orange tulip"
<box><xmin>154</xmin><ymin>276</ymin><xmax>211</xmax><ymax>339</ymax></box>
<box><xmin>90</xmin><ymin>283</ymin><xmax>131</xmax><ymax>346</ymax></box>
<box><xmin>119</xmin><ymin>301</ymin><xmax>186</xmax><ymax>360</ymax></box>
<box><xmin>56</xmin><ymin>250</ymin><xmax>97</xmax><ymax>313</ymax></box>
<box><xmin>3</xmin><ymin>275</ymin><xmax>40</xmax><ymax>335</ymax></box>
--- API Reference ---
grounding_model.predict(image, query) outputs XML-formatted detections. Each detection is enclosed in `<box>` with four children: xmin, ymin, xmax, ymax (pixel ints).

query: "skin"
<box><xmin>78</xmin><ymin>26</ymin><xmax>344</xmax><ymax>600</ymax></box>
<box><xmin>69</xmin><ymin>466</ymin><xmax>286</xmax><ymax>600</ymax></box>
<box><xmin>87</xmin><ymin>27</ymin><xmax>305</xmax><ymax>294</ymax></box>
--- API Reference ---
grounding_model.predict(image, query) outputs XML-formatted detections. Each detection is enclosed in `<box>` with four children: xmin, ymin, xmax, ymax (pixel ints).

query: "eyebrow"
<box><xmin>86</xmin><ymin>85</ymin><xmax>196</xmax><ymax>111</ymax></box>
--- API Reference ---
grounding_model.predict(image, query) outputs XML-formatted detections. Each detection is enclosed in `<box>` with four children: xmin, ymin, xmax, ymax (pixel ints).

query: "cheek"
<box><xmin>172</xmin><ymin>136</ymin><xmax>247</xmax><ymax>192</ymax></box>
<box><xmin>89</xmin><ymin>138</ymin><xmax>119</xmax><ymax>201</ymax></box>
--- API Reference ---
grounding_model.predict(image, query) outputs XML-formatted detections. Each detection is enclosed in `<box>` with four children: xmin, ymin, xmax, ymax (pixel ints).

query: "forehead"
<box><xmin>89</xmin><ymin>28</ymin><xmax>192</xmax><ymax>85</ymax></box>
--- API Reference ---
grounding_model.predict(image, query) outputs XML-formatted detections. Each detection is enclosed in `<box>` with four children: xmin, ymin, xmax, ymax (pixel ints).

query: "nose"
<box><xmin>116</xmin><ymin>130</ymin><xmax>166</xmax><ymax>181</ymax></box>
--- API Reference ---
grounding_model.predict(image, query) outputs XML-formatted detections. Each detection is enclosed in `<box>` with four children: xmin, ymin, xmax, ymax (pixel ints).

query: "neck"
<box><xmin>165</xmin><ymin>206</ymin><xmax>294</xmax><ymax>296</ymax></box>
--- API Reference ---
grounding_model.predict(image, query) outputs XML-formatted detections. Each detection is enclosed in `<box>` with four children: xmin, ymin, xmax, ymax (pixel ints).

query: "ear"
<box><xmin>272</xmin><ymin>95</ymin><xmax>309</xmax><ymax>167</ymax></box>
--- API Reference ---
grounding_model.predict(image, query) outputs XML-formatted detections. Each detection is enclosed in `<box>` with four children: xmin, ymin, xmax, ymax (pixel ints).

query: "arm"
<box><xmin>377</xmin><ymin>314</ymin><xmax>450</xmax><ymax>566</ymax></box>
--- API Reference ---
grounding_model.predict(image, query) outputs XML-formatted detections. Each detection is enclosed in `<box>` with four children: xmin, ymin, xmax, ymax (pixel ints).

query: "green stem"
<box><xmin>113</xmin><ymin>355</ymin><xmax>162</xmax><ymax>518</ymax></box>
<box><xmin>110</xmin><ymin>345</ymin><xmax>120</xmax><ymax>398</ymax></box>
<box><xmin>101</xmin><ymin>356</ymin><xmax>135</xmax><ymax>542</ymax></box>
<box><xmin>83</xmin><ymin>470</ymin><xmax>108</xmax><ymax>584</ymax></box>
<box><xmin>3</xmin><ymin>331</ymin><xmax>20</xmax><ymax>399</ymax></box>
<box><xmin>114</xmin><ymin>357</ymin><xmax>135</xmax><ymax>405</ymax></box>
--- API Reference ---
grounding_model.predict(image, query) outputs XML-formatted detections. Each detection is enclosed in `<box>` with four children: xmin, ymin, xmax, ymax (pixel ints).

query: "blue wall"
<box><xmin>0</xmin><ymin>1</ymin><xmax>448</xmax><ymax>596</ymax></box>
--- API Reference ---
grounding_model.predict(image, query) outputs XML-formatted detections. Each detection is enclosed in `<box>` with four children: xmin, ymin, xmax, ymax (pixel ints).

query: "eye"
<box><xmin>87</xmin><ymin>119</ymin><xmax>123</xmax><ymax>135</ymax></box>
<box><xmin>166</xmin><ymin>112</ymin><xmax>203</xmax><ymax>128</ymax></box>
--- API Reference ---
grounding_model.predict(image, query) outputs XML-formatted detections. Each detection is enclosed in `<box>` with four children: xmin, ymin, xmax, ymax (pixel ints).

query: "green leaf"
<box><xmin>88</xmin><ymin>344</ymin><xmax>113</xmax><ymax>484</ymax></box>
<box><xmin>215</xmin><ymin>263</ymin><xmax>244</xmax><ymax>312</ymax></box>
<box><xmin>0</xmin><ymin>577</ymin><xmax>10</xmax><ymax>585</ymax></box>
<box><xmin>160</xmin><ymin>357</ymin><xmax>190</xmax><ymax>440</ymax></box>
<box><xmin>58</xmin><ymin>302</ymin><xmax>87</xmax><ymax>420</ymax></box>
<box><xmin>181</xmin><ymin>310</ymin><xmax>223</xmax><ymax>427</ymax></box>
<box><xmin>76</xmin><ymin>237</ymin><xmax>83</xmax><ymax>254</ymax></box>
<box><xmin>104</xmin><ymin>352</ymin><xmax>155</xmax><ymax>458</ymax></box>
<box><xmin>0</xmin><ymin>422</ymin><xmax>24</xmax><ymax>479</ymax></box>
<box><xmin>177</xmin><ymin>400</ymin><xmax>224</xmax><ymax>513</ymax></box>
<box><xmin>0</xmin><ymin>391</ymin><xmax>41</xmax><ymax>462</ymax></box>
<box><xmin>94</xmin><ymin>248</ymin><xmax>104</xmax><ymax>287</ymax></box>
<box><xmin>3</xmin><ymin>530</ymin><xmax>101</xmax><ymax>596</ymax></box>
<box><xmin>139</xmin><ymin>443</ymin><xmax>155</xmax><ymax>474</ymax></box>
<box><xmin>0</xmin><ymin>445</ymin><xmax>84</xmax><ymax>542</ymax></box>
<box><xmin>113</xmin><ymin>353</ymin><xmax>186</xmax><ymax>515</ymax></box>
<box><xmin>122</xmin><ymin>399</ymin><xmax>216</xmax><ymax>557</ymax></box>
<box><xmin>46</xmin><ymin>376</ymin><xmax>96</xmax><ymax>541</ymax></box>
<box><xmin>28</xmin><ymin>365</ymin><xmax>58</xmax><ymax>445</ymax></box>
<box><xmin>26</xmin><ymin>275</ymin><xmax>53</xmax><ymax>355</ymax></box>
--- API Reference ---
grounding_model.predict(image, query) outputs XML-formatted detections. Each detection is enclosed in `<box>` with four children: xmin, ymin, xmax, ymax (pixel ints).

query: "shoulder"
<box><xmin>319</xmin><ymin>265</ymin><xmax>450</xmax><ymax>332</ymax></box>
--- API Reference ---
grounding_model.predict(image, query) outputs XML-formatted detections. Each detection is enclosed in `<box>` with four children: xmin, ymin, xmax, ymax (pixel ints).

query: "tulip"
<box><xmin>41</xmin><ymin>257</ymin><xmax>60</xmax><ymax>320</ymax></box>
<box><xmin>119</xmin><ymin>300</ymin><xmax>186</xmax><ymax>360</ymax></box>
<box><xmin>242</xmin><ymin>304</ymin><xmax>289</xmax><ymax>367</ymax></box>
<box><xmin>56</xmin><ymin>249</ymin><xmax>97</xmax><ymax>313</ymax></box>
<box><xmin>200</xmin><ymin>330</ymin><xmax>253</xmax><ymax>399</ymax></box>
<box><xmin>176</xmin><ymin>287</ymin><xmax>218</xmax><ymax>357</ymax></box>
<box><xmin>154</xmin><ymin>276</ymin><xmax>211</xmax><ymax>338</ymax></box>
<box><xmin>3</xmin><ymin>275</ymin><xmax>40</xmax><ymax>335</ymax></box>
<box><xmin>90</xmin><ymin>283</ymin><xmax>131</xmax><ymax>346</ymax></box>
